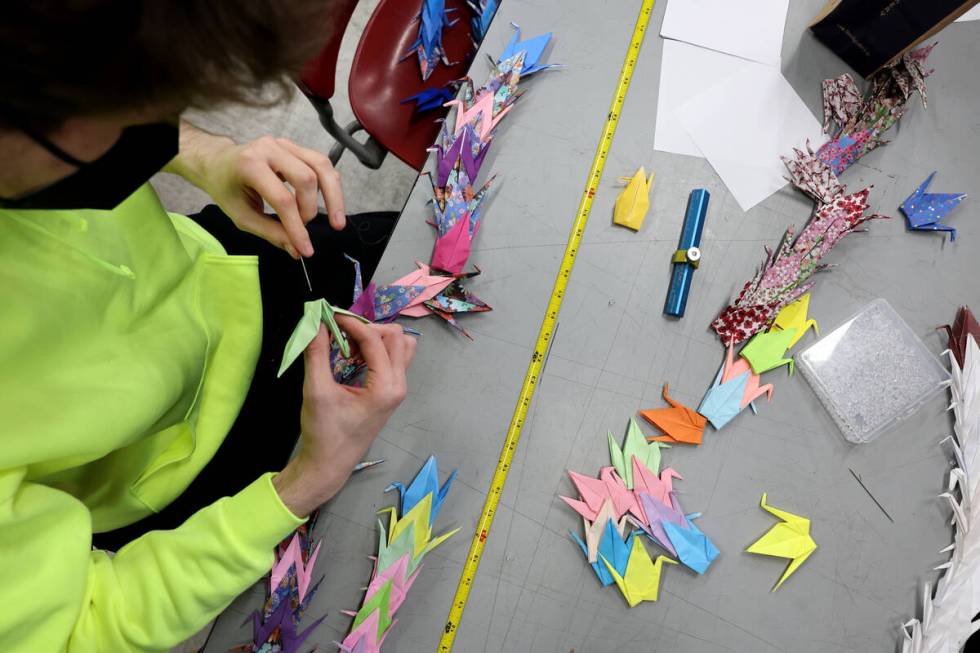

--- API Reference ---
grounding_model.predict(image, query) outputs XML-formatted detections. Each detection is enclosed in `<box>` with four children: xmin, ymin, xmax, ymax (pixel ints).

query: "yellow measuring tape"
<box><xmin>438</xmin><ymin>1</ymin><xmax>656</xmax><ymax>649</ymax></box>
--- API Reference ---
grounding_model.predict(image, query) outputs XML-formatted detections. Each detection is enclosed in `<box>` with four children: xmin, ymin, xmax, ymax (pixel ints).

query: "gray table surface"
<box><xmin>209</xmin><ymin>1</ymin><xmax>980</xmax><ymax>651</ymax></box>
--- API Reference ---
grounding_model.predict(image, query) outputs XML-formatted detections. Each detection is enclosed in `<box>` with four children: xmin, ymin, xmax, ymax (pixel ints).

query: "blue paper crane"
<box><xmin>572</xmin><ymin>519</ymin><xmax>635</xmax><ymax>587</ymax></box>
<box><xmin>497</xmin><ymin>23</ymin><xmax>557</xmax><ymax>77</ymax></box>
<box><xmin>901</xmin><ymin>172</ymin><xmax>967</xmax><ymax>241</ymax></box>
<box><xmin>404</xmin><ymin>0</ymin><xmax>458</xmax><ymax>81</ymax></box>
<box><xmin>385</xmin><ymin>455</ymin><xmax>457</xmax><ymax>526</ymax></box>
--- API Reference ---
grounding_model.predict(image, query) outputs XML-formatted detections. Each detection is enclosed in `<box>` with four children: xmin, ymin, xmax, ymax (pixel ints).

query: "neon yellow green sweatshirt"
<box><xmin>0</xmin><ymin>185</ymin><xmax>304</xmax><ymax>652</ymax></box>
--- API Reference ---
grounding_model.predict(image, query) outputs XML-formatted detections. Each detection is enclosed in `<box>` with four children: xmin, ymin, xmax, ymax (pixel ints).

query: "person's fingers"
<box><xmin>303</xmin><ymin>324</ymin><xmax>339</xmax><ymax>398</ymax></box>
<box><xmin>336</xmin><ymin>317</ymin><xmax>394</xmax><ymax>393</ymax></box>
<box><xmin>379</xmin><ymin>325</ymin><xmax>416</xmax><ymax>373</ymax></box>
<box><xmin>277</xmin><ymin>138</ymin><xmax>347</xmax><ymax>230</ymax></box>
<box><xmin>239</xmin><ymin>158</ymin><xmax>314</xmax><ymax>257</ymax></box>
<box><xmin>264</xmin><ymin>143</ymin><xmax>320</xmax><ymax>225</ymax></box>
<box><xmin>223</xmin><ymin>195</ymin><xmax>300</xmax><ymax>258</ymax></box>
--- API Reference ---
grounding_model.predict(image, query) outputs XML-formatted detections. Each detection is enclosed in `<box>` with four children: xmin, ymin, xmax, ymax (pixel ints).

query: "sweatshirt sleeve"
<box><xmin>0</xmin><ymin>467</ymin><xmax>304</xmax><ymax>653</ymax></box>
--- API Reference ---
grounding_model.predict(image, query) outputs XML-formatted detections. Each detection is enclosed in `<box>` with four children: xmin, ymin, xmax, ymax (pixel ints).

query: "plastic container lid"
<box><xmin>797</xmin><ymin>298</ymin><xmax>951</xmax><ymax>444</ymax></box>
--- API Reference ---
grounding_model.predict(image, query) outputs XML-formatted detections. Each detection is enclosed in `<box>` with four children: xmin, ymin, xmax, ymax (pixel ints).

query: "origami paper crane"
<box><xmin>746</xmin><ymin>493</ymin><xmax>817</xmax><ymax>591</ymax></box>
<box><xmin>770</xmin><ymin>293</ymin><xmax>819</xmax><ymax>349</ymax></box>
<box><xmin>940</xmin><ymin>306</ymin><xmax>980</xmax><ymax>370</ymax></box>
<box><xmin>639</xmin><ymin>384</ymin><xmax>707</xmax><ymax>445</ymax></box>
<box><xmin>613</xmin><ymin>167</ymin><xmax>654</xmax><ymax>231</ymax></box>
<box><xmin>498</xmin><ymin>24</ymin><xmax>556</xmax><ymax>77</ymax></box>
<box><xmin>602</xmin><ymin>536</ymin><xmax>677</xmax><ymax>607</ymax></box>
<box><xmin>902</xmin><ymin>307</ymin><xmax>980</xmax><ymax>652</ymax></box>
<box><xmin>385</xmin><ymin>455</ymin><xmax>457</xmax><ymax>527</ymax></box>
<box><xmin>271</xmin><ymin>533</ymin><xmax>322</xmax><ymax>606</ymax></box>
<box><xmin>342</xmin><ymin>457</ymin><xmax>458</xmax><ymax>653</ymax></box>
<box><xmin>423</xmin><ymin>278</ymin><xmax>492</xmax><ymax>338</ymax></box>
<box><xmin>711</xmin><ymin>188</ymin><xmax>886</xmax><ymax>344</ymax></box>
<box><xmin>607</xmin><ymin>417</ymin><xmax>668</xmax><ymax>488</ymax></box>
<box><xmin>739</xmin><ymin>328</ymin><xmax>796</xmax><ymax>375</ymax></box>
<box><xmin>632</xmin><ymin>489</ymin><xmax>719</xmax><ymax>574</ymax></box>
<box><xmin>574</xmin><ymin>499</ymin><xmax>629</xmax><ymax>564</ymax></box>
<box><xmin>388</xmin><ymin>262</ymin><xmax>456</xmax><ymax>318</ymax></box>
<box><xmin>467</xmin><ymin>0</ymin><xmax>497</xmax><ymax>43</ymax></box>
<box><xmin>632</xmin><ymin>459</ymin><xmax>683</xmax><ymax>510</ymax></box>
<box><xmin>720</xmin><ymin>342</ymin><xmax>773</xmax><ymax>412</ymax></box>
<box><xmin>277</xmin><ymin>299</ymin><xmax>370</xmax><ymax>377</ymax></box>
<box><xmin>813</xmin><ymin>46</ymin><xmax>934</xmax><ymax>178</ymax></box>
<box><xmin>560</xmin><ymin>468</ymin><xmax>640</xmax><ymax>523</ymax></box>
<box><xmin>400</xmin><ymin>81</ymin><xmax>461</xmax><ymax>113</ymax></box>
<box><xmin>573</xmin><ymin>517</ymin><xmax>634</xmax><ymax>586</ymax></box>
<box><xmin>663</xmin><ymin>513</ymin><xmax>719</xmax><ymax>575</ymax></box>
<box><xmin>236</xmin><ymin>515</ymin><xmax>326</xmax><ymax>653</ymax></box>
<box><xmin>242</xmin><ymin>600</ymin><xmax>325</xmax><ymax>653</ymax></box>
<box><xmin>346</xmin><ymin>255</ymin><xmax>425</xmax><ymax>323</ymax></box>
<box><xmin>901</xmin><ymin>172</ymin><xmax>967</xmax><ymax>241</ymax></box>
<box><xmin>699</xmin><ymin>364</ymin><xmax>749</xmax><ymax>430</ymax></box>
<box><xmin>781</xmin><ymin>140</ymin><xmax>846</xmax><ymax>205</ymax></box>
<box><xmin>432</xmin><ymin>124</ymin><xmax>489</xmax><ymax>188</ymax></box>
<box><xmin>404</xmin><ymin>0</ymin><xmax>457</xmax><ymax>81</ymax></box>
<box><xmin>429</xmin><ymin>175</ymin><xmax>495</xmax><ymax>275</ymax></box>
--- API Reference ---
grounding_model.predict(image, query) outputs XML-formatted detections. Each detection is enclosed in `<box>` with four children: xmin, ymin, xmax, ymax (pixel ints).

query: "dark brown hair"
<box><xmin>0</xmin><ymin>0</ymin><xmax>334</xmax><ymax>131</ymax></box>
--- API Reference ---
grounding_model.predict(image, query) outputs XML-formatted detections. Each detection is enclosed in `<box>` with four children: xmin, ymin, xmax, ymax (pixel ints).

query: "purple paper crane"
<box><xmin>901</xmin><ymin>171</ymin><xmax>967</xmax><ymax>241</ymax></box>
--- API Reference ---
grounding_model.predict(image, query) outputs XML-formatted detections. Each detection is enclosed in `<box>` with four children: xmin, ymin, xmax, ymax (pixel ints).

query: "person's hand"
<box><xmin>272</xmin><ymin>317</ymin><xmax>417</xmax><ymax>518</ymax></box>
<box><xmin>165</xmin><ymin>122</ymin><xmax>346</xmax><ymax>259</ymax></box>
<box><xmin>201</xmin><ymin>136</ymin><xmax>346</xmax><ymax>259</ymax></box>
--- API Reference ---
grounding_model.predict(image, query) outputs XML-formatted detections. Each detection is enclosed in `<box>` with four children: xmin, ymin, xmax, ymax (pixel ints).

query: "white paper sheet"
<box><xmin>957</xmin><ymin>6</ymin><xmax>980</xmax><ymax>21</ymax></box>
<box><xmin>677</xmin><ymin>64</ymin><xmax>824</xmax><ymax>212</ymax></box>
<box><xmin>660</xmin><ymin>0</ymin><xmax>790</xmax><ymax>66</ymax></box>
<box><xmin>654</xmin><ymin>40</ymin><xmax>758</xmax><ymax>157</ymax></box>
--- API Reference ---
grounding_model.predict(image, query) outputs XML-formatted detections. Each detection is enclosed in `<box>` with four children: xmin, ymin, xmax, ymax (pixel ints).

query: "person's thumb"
<box><xmin>303</xmin><ymin>324</ymin><xmax>337</xmax><ymax>396</ymax></box>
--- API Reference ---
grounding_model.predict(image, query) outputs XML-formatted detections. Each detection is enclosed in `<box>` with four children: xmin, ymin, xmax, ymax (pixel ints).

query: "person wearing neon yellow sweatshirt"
<box><xmin>0</xmin><ymin>3</ymin><xmax>416</xmax><ymax>651</ymax></box>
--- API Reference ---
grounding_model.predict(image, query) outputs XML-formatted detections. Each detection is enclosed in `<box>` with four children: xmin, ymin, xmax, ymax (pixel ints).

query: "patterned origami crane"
<box><xmin>711</xmin><ymin>189</ymin><xmax>885</xmax><ymax>345</ymax></box>
<box><xmin>404</xmin><ymin>0</ymin><xmax>458</xmax><ymax>81</ymax></box>
<box><xmin>900</xmin><ymin>172</ymin><xmax>967</xmax><ymax>241</ymax></box>
<box><xmin>733</xmin><ymin>47</ymin><xmax>935</xmax><ymax>345</ymax></box>
<box><xmin>467</xmin><ymin>0</ymin><xmax>498</xmax><ymax>44</ymax></box>
<box><xmin>424</xmin><ymin>28</ymin><xmax>554</xmax><ymax>277</ymax></box>
<box><xmin>341</xmin><ymin>457</ymin><xmax>459</xmax><ymax>653</ymax></box>
<box><xmin>746</xmin><ymin>493</ymin><xmax>817</xmax><ymax>591</ymax></box>
<box><xmin>236</xmin><ymin>515</ymin><xmax>326</xmax><ymax>653</ymax></box>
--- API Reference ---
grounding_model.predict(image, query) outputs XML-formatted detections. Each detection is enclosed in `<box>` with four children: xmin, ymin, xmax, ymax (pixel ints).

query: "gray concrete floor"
<box><xmin>177</xmin><ymin>1</ymin><xmax>980</xmax><ymax>652</ymax></box>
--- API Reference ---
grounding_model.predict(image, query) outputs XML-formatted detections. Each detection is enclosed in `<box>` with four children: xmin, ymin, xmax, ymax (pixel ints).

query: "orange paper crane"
<box><xmin>639</xmin><ymin>384</ymin><xmax>707</xmax><ymax>445</ymax></box>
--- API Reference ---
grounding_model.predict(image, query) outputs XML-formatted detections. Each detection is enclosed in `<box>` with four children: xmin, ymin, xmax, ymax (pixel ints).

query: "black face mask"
<box><xmin>0</xmin><ymin>120</ymin><xmax>179</xmax><ymax>211</ymax></box>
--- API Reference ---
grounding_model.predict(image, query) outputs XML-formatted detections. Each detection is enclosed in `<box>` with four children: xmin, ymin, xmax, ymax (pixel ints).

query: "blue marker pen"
<box><xmin>663</xmin><ymin>189</ymin><xmax>710</xmax><ymax>318</ymax></box>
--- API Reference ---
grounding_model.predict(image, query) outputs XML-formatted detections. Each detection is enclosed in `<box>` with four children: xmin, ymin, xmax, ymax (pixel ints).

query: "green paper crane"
<box><xmin>607</xmin><ymin>418</ymin><xmax>669</xmax><ymax>489</ymax></box>
<box><xmin>739</xmin><ymin>328</ymin><xmax>796</xmax><ymax>375</ymax></box>
<box><xmin>349</xmin><ymin>580</ymin><xmax>393</xmax><ymax>640</ymax></box>
<box><xmin>277</xmin><ymin>299</ymin><xmax>370</xmax><ymax>377</ymax></box>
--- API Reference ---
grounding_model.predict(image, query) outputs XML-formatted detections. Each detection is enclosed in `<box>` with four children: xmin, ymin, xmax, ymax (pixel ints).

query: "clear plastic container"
<box><xmin>797</xmin><ymin>298</ymin><xmax>951</xmax><ymax>444</ymax></box>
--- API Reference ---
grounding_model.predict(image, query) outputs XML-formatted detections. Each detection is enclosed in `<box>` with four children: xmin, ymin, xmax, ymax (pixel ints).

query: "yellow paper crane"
<box><xmin>613</xmin><ymin>167</ymin><xmax>654</xmax><ymax>231</ymax></box>
<box><xmin>601</xmin><ymin>536</ymin><xmax>677</xmax><ymax>607</ymax></box>
<box><xmin>746</xmin><ymin>493</ymin><xmax>817</xmax><ymax>591</ymax></box>
<box><xmin>770</xmin><ymin>293</ymin><xmax>819</xmax><ymax>349</ymax></box>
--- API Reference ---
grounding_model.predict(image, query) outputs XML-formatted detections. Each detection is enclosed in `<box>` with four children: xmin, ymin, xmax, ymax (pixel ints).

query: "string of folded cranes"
<box><xmin>233</xmin><ymin>19</ymin><xmax>551</xmax><ymax>653</ymax></box>
<box><xmin>233</xmin><ymin>20</ymin><xmax>971</xmax><ymax>651</ymax></box>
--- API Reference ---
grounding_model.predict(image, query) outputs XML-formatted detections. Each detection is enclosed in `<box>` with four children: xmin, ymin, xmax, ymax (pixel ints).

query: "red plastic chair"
<box><xmin>300</xmin><ymin>0</ymin><xmax>478</xmax><ymax>170</ymax></box>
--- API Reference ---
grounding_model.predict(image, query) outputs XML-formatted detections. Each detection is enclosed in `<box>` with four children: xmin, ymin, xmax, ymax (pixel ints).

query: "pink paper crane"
<box><xmin>445</xmin><ymin>90</ymin><xmax>513</xmax><ymax>142</ymax></box>
<box><xmin>270</xmin><ymin>533</ymin><xmax>321</xmax><ymax>603</ymax></box>
<box><xmin>721</xmin><ymin>341</ymin><xmax>774</xmax><ymax>410</ymax></box>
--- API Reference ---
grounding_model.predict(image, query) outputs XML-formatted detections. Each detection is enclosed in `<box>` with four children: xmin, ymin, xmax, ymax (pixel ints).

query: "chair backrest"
<box><xmin>299</xmin><ymin>0</ymin><xmax>361</xmax><ymax>100</ymax></box>
<box><xmin>347</xmin><ymin>0</ymin><xmax>476</xmax><ymax>170</ymax></box>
